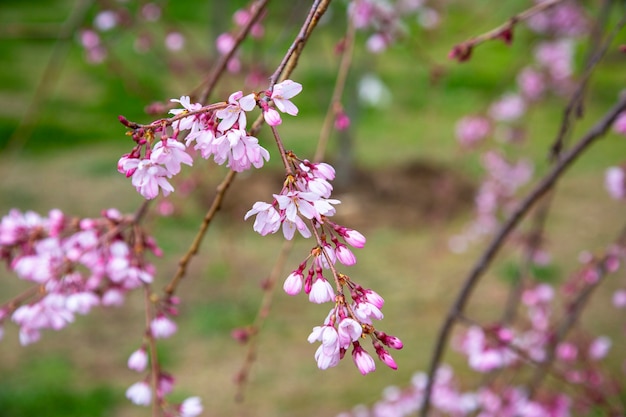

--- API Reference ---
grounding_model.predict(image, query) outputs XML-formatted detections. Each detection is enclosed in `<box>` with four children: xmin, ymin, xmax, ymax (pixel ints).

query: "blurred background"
<box><xmin>1</xmin><ymin>0</ymin><xmax>626</xmax><ymax>416</ymax></box>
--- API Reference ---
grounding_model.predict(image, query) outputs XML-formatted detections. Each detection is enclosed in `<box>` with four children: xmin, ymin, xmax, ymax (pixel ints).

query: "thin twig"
<box><xmin>501</xmin><ymin>191</ymin><xmax>554</xmax><ymax>324</ymax></box>
<box><xmin>268</xmin><ymin>0</ymin><xmax>331</xmax><ymax>88</ymax></box>
<box><xmin>527</xmin><ymin>224</ymin><xmax>626</xmax><ymax>396</ymax></box>
<box><xmin>196</xmin><ymin>0</ymin><xmax>270</xmax><ymax>105</ymax></box>
<box><xmin>314</xmin><ymin>17</ymin><xmax>356</xmax><ymax>163</ymax></box>
<box><xmin>420</xmin><ymin>94</ymin><xmax>626</xmax><ymax>417</ymax></box>
<box><xmin>449</xmin><ymin>0</ymin><xmax>564</xmax><ymax>61</ymax></box>
<box><xmin>549</xmin><ymin>9</ymin><xmax>626</xmax><ymax>160</ymax></box>
<box><xmin>5</xmin><ymin>0</ymin><xmax>94</xmax><ymax>155</ymax></box>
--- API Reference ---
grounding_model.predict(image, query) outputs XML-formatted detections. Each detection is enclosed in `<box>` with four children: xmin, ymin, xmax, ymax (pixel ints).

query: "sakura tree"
<box><xmin>2</xmin><ymin>0</ymin><xmax>626</xmax><ymax>416</ymax></box>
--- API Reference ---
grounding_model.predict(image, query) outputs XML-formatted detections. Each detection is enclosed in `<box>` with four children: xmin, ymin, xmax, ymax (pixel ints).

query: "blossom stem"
<box><xmin>269</xmin><ymin>125</ymin><xmax>293</xmax><ymax>176</ymax></box>
<box><xmin>310</xmin><ymin>221</ymin><xmax>343</xmax><ymax>294</ymax></box>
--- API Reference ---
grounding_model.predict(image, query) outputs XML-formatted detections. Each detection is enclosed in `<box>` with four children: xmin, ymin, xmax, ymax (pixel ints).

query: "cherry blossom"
<box><xmin>151</xmin><ymin>138</ymin><xmax>193</xmax><ymax>176</ymax></box>
<box><xmin>215</xmin><ymin>91</ymin><xmax>256</xmax><ymax>132</ymax></box>
<box><xmin>270</xmin><ymin>80</ymin><xmax>302</xmax><ymax>116</ymax></box>
<box><xmin>128</xmin><ymin>348</ymin><xmax>149</xmax><ymax>372</ymax></box>
<box><xmin>126</xmin><ymin>381</ymin><xmax>152</xmax><ymax>406</ymax></box>
<box><xmin>151</xmin><ymin>314</ymin><xmax>177</xmax><ymax>339</ymax></box>
<box><xmin>179</xmin><ymin>396</ymin><xmax>203</xmax><ymax>417</ymax></box>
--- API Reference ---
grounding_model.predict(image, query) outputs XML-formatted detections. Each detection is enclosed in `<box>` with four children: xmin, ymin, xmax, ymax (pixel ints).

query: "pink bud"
<box><xmin>342</xmin><ymin>228</ymin><xmax>366</xmax><ymax>248</ymax></box>
<box><xmin>364</xmin><ymin>289</ymin><xmax>385</xmax><ymax>309</ymax></box>
<box><xmin>283</xmin><ymin>271</ymin><xmax>303</xmax><ymax>295</ymax></box>
<box><xmin>589</xmin><ymin>336</ymin><xmax>611</xmax><ymax>360</ymax></box>
<box><xmin>264</xmin><ymin>108</ymin><xmax>282</xmax><ymax>126</ymax></box>
<box><xmin>128</xmin><ymin>348</ymin><xmax>148</xmax><ymax>372</ymax></box>
<box><xmin>179</xmin><ymin>396</ymin><xmax>203</xmax><ymax>417</ymax></box>
<box><xmin>150</xmin><ymin>314</ymin><xmax>177</xmax><ymax>339</ymax></box>
<box><xmin>375</xmin><ymin>345</ymin><xmax>398</xmax><ymax>370</ymax></box>
<box><xmin>336</xmin><ymin>244</ymin><xmax>356</xmax><ymax>266</ymax></box>
<box><xmin>352</xmin><ymin>344</ymin><xmax>376</xmax><ymax>375</ymax></box>
<box><xmin>556</xmin><ymin>342</ymin><xmax>577</xmax><ymax>362</ymax></box>
<box><xmin>335</xmin><ymin>111</ymin><xmax>350</xmax><ymax>131</ymax></box>
<box><xmin>126</xmin><ymin>381</ymin><xmax>151</xmax><ymax>406</ymax></box>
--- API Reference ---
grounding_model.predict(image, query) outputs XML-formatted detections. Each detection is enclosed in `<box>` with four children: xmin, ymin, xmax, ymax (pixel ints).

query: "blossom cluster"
<box><xmin>215</xmin><ymin>6</ymin><xmax>266</xmax><ymax>74</ymax></box>
<box><xmin>245</xmin><ymin>151</ymin><xmax>402</xmax><ymax>373</ymax></box>
<box><xmin>339</xmin><ymin>279</ymin><xmax>617</xmax><ymax>417</ymax></box>
<box><xmin>450</xmin><ymin>1</ymin><xmax>588</xmax><ymax>255</ymax></box>
<box><xmin>0</xmin><ymin>208</ymin><xmax>202</xmax><ymax>415</ymax></box>
<box><xmin>117</xmin><ymin>80</ymin><xmax>302</xmax><ymax>200</ymax></box>
<box><xmin>349</xmin><ymin>0</ymin><xmax>439</xmax><ymax>54</ymax></box>
<box><xmin>78</xmin><ymin>3</ymin><xmax>187</xmax><ymax>64</ymax></box>
<box><xmin>0</xmin><ymin>208</ymin><xmax>159</xmax><ymax>345</ymax></box>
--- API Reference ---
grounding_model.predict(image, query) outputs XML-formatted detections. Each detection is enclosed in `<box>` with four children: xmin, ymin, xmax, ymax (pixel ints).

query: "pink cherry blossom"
<box><xmin>283</xmin><ymin>270</ymin><xmax>304</xmax><ymax>295</ymax></box>
<box><xmin>612</xmin><ymin>289</ymin><xmax>626</xmax><ymax>308</ymax></box>
<box><xmin>308</xmin><ymin>324</ymin><xmax>341</xmax><ymax>370</ymax></box>
<box><xmin>589</xmin><ymin>336</ymin><xmax>611</xmax><ymax>360</ymax></box>
<box><xmin>605</xmin><ymin>166</ymin><xmax>625</xmax><ymax>200</ymax></box>
<box><xmin>271</xmin><ymin>80</ymin><xmax>302</xmax><ymax>116</ymax></box>
<box><xmin>613</xmin><ymin>112</ymin><xmax>626</xmax><ymax>135</ymax></box>
<box><xmin>150</xmin><ymin>314</ymin><xmax>177</xmax><ymax>339</ymax></box>
<box><xmin>244</xmin><ymin>202</ymin><xmax>281</xmax><ymax>236</ymax></box>
<box><xmin>211</xmin><ymin>129</ymin><xmax>270</xmax><ymax>172</ymax></box>
<box><xmin>352</xmin><ymin>343</ymin><xmax>376</xmax><ymax>375</ymax></box>
<box><xmin>335</xmin><ymin>244</ymin><xmax>357</xmax><ymax>266</ymax></box>
<box><xmin>128</xmin><ymin>348</ymin><xmax>149</xmax><ymax>372</ymax></box>
<box><xmin>488</xmin><ymin>93</ymin><xmax>526</xmax><ymax>122</ymax></box>
<box><xmin>150</xmin><ymin>139</ymin><xmax>193</xmax><ymax>176</ymax></box>
<box><xmin>309</xmin><ymin>278</ymin><xmax>335</xmax><ymax>304</ymax></box>
<box><xmin>126</xmin><ymin>381</ymin><xmax>152</xmax><ymax>406</ymax></box>
<box><xmin>169</xmin><ymin>96</ymin><xmax>203</xmax><ymax>132</ymax></box>
<box><xmin>556</xmin><ymin>342</ymin><xmax>577</xmax><ymax>362</ymax></box>
<box><xmin>263</xmin><ymin>108</ymin><xmax>282</xmax><ymax>126</ymax></box>
<box><xmin>337</xmin><ymin>318</ymin><xmax>363</xmax><ymax>348</ymax></box>
<box><xmin>122</xmin><ymin>158</ymin><xmax>174</xmax><ymax>200</ymax></box>
<box><xmin>215</xmin><ymin>91</ymin><xmax>256</xmax><ymax>132</ymax></box>
<box><xmin>455</xmin><ymin>116</ymin><xmax>491</xmax><ymax>147</ymax></box>
<box><xmin>179</xmin><ymin>396</ymin><xmax>203</xmax><ymax>417</ymax></box>
<box><xmin>353</xmin><ymin>300</ymin><xmax>383</xmax><ymax>324</ymax></box>
<box><xmin>337</xmin><ymin>227</ymin><xmax>366</xmax><ymax>248</ymax></box>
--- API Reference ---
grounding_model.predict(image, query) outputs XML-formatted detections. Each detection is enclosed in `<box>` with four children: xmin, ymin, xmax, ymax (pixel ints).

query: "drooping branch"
<box><xmin>420</xmin><ymin>93</ymin><xmax>626</xmax><ymax>417</ymax></box>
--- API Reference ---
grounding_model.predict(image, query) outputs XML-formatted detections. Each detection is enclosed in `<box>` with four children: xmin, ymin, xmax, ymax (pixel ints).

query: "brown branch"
<box><xmin>163</xmin><ymin>169</ymin><xmax>237</xmax><ymax>297</ymax></box>
<box><xmin>420</xmin><ymin>94</ymin><xmax>626</xmax><ymax>417</ymax></box>
<box><xmin>549</xmin><ymin>9</ymin><xmax>626</xmax><ymax>159</ymax></box>
<box><xmin>501</xmin><ymin>191</ymin><xmax>554</xmax><ymax>324</ymax></box>
<box><xmin>527</xmin><ymin>224</ymin><xmax>626</xmax><ymax>396</ymax></box>
<box><xmin>268</xmin><ymin>0</ymin><xmax>332</xmax><ymax>88</ymax></box>
<box><xmin>449</xmin><ymin>0</ymin><xmax>564</xmax><ymax>62</ymax></box>
<box><xmin>196</xmin><ymin>0</ymin><xmax>270</xmax><ymax>105</ymax></box>
<box><xmin>4</xmin><ymin>0</ymin><xmax>94</xmax><ymax>155</ymax></box>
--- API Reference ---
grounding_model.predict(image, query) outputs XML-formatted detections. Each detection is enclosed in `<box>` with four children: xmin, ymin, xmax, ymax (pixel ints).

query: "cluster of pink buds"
<box><xmin>78</xmin><ymin>3</ymin><xmax>179</xmax><ymax>64</ymax></box>
<box><xmin>0</xmin><ymin>208</ymin><xmax>159</xmax><ymax>345</ymax></box>
<box><xmin>216</xmin><ymin>6</ymin><xmax>266</xmax><ymax>73</ymax></box>
<box><xmin>348</xmin><ymin>0</ymin><xmax>439</xmax><ymax>54</ymax></box>
<box><xmin>246</xmin><ymin>150</ymin><xmax>402</xmax><ymax>373</ymax></box>
<box><xmin>117</xmin><ymin>80</ymin><xmax>302</xmax><ymax>199</ymax></box>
